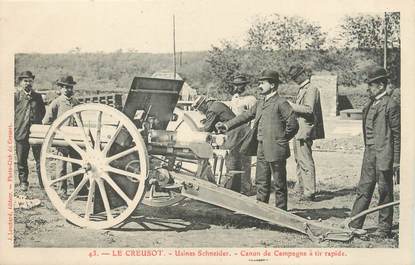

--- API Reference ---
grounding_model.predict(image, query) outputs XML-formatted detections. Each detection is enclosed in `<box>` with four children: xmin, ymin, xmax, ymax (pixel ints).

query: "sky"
<box><xmin>0</xmin><ymin>0</ymin><xmax>391</xmax><ymax>53</ymax></box>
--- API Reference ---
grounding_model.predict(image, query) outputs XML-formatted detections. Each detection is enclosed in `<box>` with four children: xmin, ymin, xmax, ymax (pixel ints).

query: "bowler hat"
<box><xmin>366</xmin><ymin>66</ymin><xmax>389</xmax><ymax>84</ymax></box>
<box><xmin>18</xmin><ymin>71</ymin><xmax>35</xmax><ymax>80</ymax></box>
<box><xmin>288</xmin><ymin>65</ymin><xmax>306</xmax><ymax>80</ymax></box>
<box><xmin>258</xmin><ymin>70</ymin><xmax>279</xmax><ymax>83</ymax></box>
<box><xmin>232</xmin><ymin>74</ymin><xmax>249</xmax><ymax>85</ymax></box>
<box><xmin>56</xmin><ymin>75</ymin><xmax>77</xmax><ymax>86</ymax></box>
<box><xmin>192</xmin><ymin>95</ymin><xmax>207</xmax><ymax>110</ymax></box>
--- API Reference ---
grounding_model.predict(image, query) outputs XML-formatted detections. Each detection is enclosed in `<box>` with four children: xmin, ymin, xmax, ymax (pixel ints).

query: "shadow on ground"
<box><xmin>113</xmin><ymin>200</ymin><xmax>295</xmax><ymax>235</ymax></box>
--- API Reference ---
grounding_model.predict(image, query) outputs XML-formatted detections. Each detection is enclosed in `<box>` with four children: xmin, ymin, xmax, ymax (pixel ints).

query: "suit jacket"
<box><xmin>202</xmin><ymin>101</ymin><xmax>248</xmax><ymax>150</ymax></box>
<box><xmin>225</xmin><ymin>94</ymin><xmax>298</xmax><ymax>162</ymax></box>
<box><xmin>14</xmin><ymin>88</ymin><xmax>46</xmax><ymax>141</ymax></box>
<box><xmin>290</xmin><ymin>81</ymin><xmax>325</xmax><ymax>140</ymax></box>
<box><xmin>362</xmin><ymin>95</ymin><xmax>400</xmax><ymax>171</ymax></box>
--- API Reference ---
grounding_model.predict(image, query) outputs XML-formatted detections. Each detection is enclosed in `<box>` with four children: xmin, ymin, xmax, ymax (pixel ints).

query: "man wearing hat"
<box><xmin>349</xmin><ymin>66</ymin><xmax>400</xmax><ymax>238</ymax></box>
<box><xmin>287</xmin><ymin>65</ymin><xmax>325</xmax><ymax>201</ymax></box>
<box><xmin>14</xmin><ymin>71</ymin><xmax>46</xmax><ymax>191</ymax></box>
<box><xmin>44</xmin><ymin>75</ymin><xmax>82</xmax><ymax>197</ymax></box>
<box><xmin>192</xmin><ymin>96</ymin><xmax>248</xmax><ymax>192</ymax></box>
<box><xmin>216</xmin><ymin>70</ymin><xmax>298</xmax><ymax>210</ymax></box>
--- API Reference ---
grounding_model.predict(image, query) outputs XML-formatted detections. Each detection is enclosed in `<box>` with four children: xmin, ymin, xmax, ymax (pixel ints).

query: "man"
<box><xmin>44</xmin><ymin>75</ymin><xmax>82</xmax><ymax>197</ymax></box>
<box><xmin>228</xmin><ymin>74</ymin><xmax>257</xmax><ymax>115</ymax></box>
<box><xmin>14</xmin><ymin>71</ymin><xmax>46</xmax><ymax>191</ymax></box>
<box><xmin>287</xmin><ymin>65</ymin><xmax>325</xmax><ymax>201</ymax></box>
<box><xmin>227</xmin><ymin>74</ymin><xmax>257</xmax><ymax>195</ymax></box>
<box><xmin>192</xmin><ymin>96</ymin><xmax>248</xmax><ymax>192</ymax></box>
<box><xmin>349</xmin><ymin>66</ymin><xmax>400</xmax><ymax>238</ymax></box>
<box><xmin>216</xmin><ymin>70</ymin><xmax>298</xmax><ymax>210</ymax></box>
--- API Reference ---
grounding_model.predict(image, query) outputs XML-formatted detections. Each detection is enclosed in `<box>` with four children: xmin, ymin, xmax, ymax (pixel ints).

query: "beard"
<box><xmin>64</xmin><ymin>91</ymin><xmax>73</xmax><ymax>98</ymax></box>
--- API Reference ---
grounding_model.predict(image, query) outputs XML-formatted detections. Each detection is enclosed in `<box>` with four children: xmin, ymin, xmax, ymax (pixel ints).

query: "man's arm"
<box><xmin>224</xmin><ymin>102</ymin><xmax>257</xmax><ymax>130</ymax></box>
<box><xmin>280</xmin><ymin>100</ymin><xmax>299</xmax><ymax>140</ymax></box>
<box><xmin>43</xmin><ymin>100</ymin><xmax>58</xmax><ymax>125</ymax></box>
<box><xmin>203</xmin><ymin>109</ymin><xmax>220</xmax><ymax>132</ymax></box>
<box><xmin>37</xmin><ymin>93</ymin><xmax>46</xmax><ymax>120</ymax></box>
<box><xmin>388</xmin><ymin>100</ymin><xmax>400</xmax><ymax>165</ymax></box>
<box><xmin>290</xmin><ymin>86</ymin><xmax>318</xmax><ymax>114</ymax></box>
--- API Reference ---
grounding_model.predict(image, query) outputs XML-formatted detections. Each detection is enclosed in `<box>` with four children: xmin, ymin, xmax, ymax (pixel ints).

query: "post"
<box><xmin>173</xmin><ymin>15</ymin><xmax>177</xmax><ymax>80</ymax></box>
<box><xmin>384</xmin><ymin>12</ymin><xmax>388</xmax><ymax>69</ymax></box>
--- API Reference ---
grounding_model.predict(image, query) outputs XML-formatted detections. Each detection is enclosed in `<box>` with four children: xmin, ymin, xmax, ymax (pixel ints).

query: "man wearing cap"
<box><xmin>287</xmin><ymin>65</ymin><xmax>324</xmax><ymax>201</ymax></box>
<box><xmin>192</xmin><ymin>96</ymin><xmax>248</xmax><ymax>192</ymax></box>
<box><xmin>228</xmin><ymin>74</ymin><xmax>257</xmax><ymax>116</ymax></box>
<box><xmin>227</xmin><ymin>74</ymin><xmax>257</xmax><ymax>195</ymax></box>
<box><xmin>349</xmin><ymin>66</ymin><xmax>400</xmax><ymax>238</ymax></box>
<box><xmin>44</xmin><ymin>76</ymin><xmax>82</xmax><ymax>197</ymax></box>
<box><xmin>216</xmin><ymin>70</ymin><xmax>298</xmax><ymax>210</ymax></box>
<box><xmin>14</xmin><ymin>71</ymin><xmax>46</xmax><ymax>191</ymax></box>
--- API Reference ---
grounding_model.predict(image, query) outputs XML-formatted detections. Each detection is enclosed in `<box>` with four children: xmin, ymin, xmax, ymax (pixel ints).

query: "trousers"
<box><xmin>56</xmin><ymin>147</ymin><xmax>83</xmax><ymax>192</ymax></box>
<box><xmin>293</xmin><ymin>139</ymin><xmax>316</xmax><ymax>196</ymax></box>
<box><xmin>255</xmin><ymin>141</ymin><xmax>287</xmax><ymax>210</ymax></box>
<box><xmin>15</xmin><ymin>139</ymin><xmax>43</xmax><ymax>188</ymax></box>
<box><xmin>222</xmin><ymin>149</ymin><xmax>242</xmax><ymax>192</ymax></box>
<box><xmin>350</xmin><ymin>146</ymin><xmax>394</xmax><ymax>232</ymax></box>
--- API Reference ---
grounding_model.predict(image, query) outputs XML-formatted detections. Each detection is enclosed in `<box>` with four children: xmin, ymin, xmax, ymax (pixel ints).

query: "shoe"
<box><xmin>299</xmin><ymin>194</ymin><xmax>316</xmax><ymax>202</ymax></box>
<box><xmin>20</xmin><ymin>183</ymin><xmax>29</xmax><ymax>192</ymax></box>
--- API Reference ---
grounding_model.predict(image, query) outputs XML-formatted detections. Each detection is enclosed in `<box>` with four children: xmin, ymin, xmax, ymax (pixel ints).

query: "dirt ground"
<box><xmin>13</xmin><ymin>135</ymin><xmax>400</xmax><ymax>248</ymax></box>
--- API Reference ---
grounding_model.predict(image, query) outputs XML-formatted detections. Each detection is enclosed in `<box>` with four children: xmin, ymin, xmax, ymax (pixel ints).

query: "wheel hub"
<box><xmin>83</xmin><ymin>151</ymin><xmax>107</xmax><ymax>179</ymax></box>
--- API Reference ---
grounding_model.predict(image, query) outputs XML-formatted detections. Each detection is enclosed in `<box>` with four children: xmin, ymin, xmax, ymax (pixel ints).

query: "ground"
<box><xmin>13</xmin><ymin>132</ymin><xmax>400</xmax><ymax>248</ymax></box>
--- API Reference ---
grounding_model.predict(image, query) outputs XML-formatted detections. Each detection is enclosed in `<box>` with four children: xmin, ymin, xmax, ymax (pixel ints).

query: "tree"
<box><xmin>340</xmin><ymin>12</ymin><xmax>400</xmax><ymax>86</ymax></box>
<box><xmin>205</xmin><ymin>41</ymin><xmax>243</xmax><ymax>97</ymax></box>
<box><xmin>340</xmin><ymin>12</ymin><xmax>400</xmax><ymax>49</ymax></box>
<box><xmin>246</xmin><ymin>14</ymin><xmax>327</xmax><ymax>51</ymax></box>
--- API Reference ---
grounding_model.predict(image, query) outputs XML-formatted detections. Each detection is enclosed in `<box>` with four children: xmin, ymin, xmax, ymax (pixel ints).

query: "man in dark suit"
<box><xmin>349</xmin><ymin>66</ymin><xmax>400</xmax><ymax>238</ymax></box>
<box><xmin>288</xmin><ymin>65</ymin><xmax>325</xmax><ymax>201</ymax></box>
<box><xmin>192</xmin><ymin>96</ymin><xmax>248</xmax><ymax>192</ymax></box>
<box><xmin>14</xmin><ymin>71</ymin><xmax>46</xmax><ymax>191</ymax></box>
<box><xmin>216</xmin><ymin>70</ymin><xmax>298</xmax><ymax>210</ymax></box>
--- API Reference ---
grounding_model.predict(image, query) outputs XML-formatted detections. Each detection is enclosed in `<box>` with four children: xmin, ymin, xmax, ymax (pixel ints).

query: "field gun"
<box><xmin>29</xmin><ymin>76</ymin><xmax>363</xmax><ymax>242</ymax></box>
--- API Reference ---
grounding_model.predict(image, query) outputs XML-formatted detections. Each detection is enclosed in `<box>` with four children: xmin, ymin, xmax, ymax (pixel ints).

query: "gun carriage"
<box><xmin>29</xmin><ymin>77</ymin><xmax>369</xmax><ymax>242</ymax></box>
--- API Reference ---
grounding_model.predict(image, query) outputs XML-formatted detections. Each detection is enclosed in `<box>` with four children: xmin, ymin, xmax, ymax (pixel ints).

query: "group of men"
<box><xmin>14</xmin><ymin>71</ymin><xmax>80</xmax><ymax>197</ymax></box>
<box><xmin>14</xmin><ymin>63</ymin><xmax>400</xmax><ymax>239</ymax></box>
<box><xmin>193</xmin><ymin>65</ymin><xmax>400</xmax><ymax>239</ymax></box>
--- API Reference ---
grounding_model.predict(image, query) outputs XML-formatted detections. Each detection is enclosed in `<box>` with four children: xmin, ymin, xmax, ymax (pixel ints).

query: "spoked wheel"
<box><xmin>40</xmin><ymin>103</ymin><xmax>149</xmax><ymax>229</ymax></box>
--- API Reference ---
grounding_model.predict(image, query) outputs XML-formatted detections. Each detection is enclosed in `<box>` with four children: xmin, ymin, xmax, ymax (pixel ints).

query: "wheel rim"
<box><xmin>40</xmin><ymin>103</ymin><xmax>148</xmax><ymax>229</ymax></box>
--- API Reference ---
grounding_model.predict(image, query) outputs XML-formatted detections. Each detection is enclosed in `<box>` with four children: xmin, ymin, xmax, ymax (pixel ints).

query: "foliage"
<box><xmin>15</xmin><ymin>13</ymin><xmax>400</xmax><ymax>103</ymax></box>
<box><xmin>340</xmin><ymin>12</ymin><xmax>400</xmax><ymax>49</ymax></box>
<box><xmin>246</xmin><ymin>14</ymin><xmax>326</xmax><ymax>51</ymax></box>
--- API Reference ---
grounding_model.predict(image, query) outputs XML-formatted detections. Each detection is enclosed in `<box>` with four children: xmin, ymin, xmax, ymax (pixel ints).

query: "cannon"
<box><xmin>29</xmin><ymin>76</ymin><xmax>366</xmax><ymax>242</ymax></box>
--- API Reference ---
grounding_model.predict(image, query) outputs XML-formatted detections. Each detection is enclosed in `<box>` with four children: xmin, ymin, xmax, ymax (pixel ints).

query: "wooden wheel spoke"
<box><xmin>103</xmin><ymin>174</ymin><xmax>133</xmax><ymax>206</ymax></box>
<box><xmin>85</xmin><ymin>179</ymin><xmax>96</xmax><ymax>220</ymax></box>
<box><xmin>95</xmin><ymin>111</ymin><xmax>103</xmax><ymax>151</ymax></box>
<box><xmin>49</xmin><ymin>169</ymin><xmax>85</xmax><ymax>186</ymax></box>
<box><xmin>102</xmin><ymin>123</ymin><xmax>124</xmax><ymax>155</ymax></box>
<box><xmin>46</xmin><ymin>153</ymin><xmax>83</xmax><ymax>165</ymax></box>
<box><xmin>106</xmin><ymin>147</ymin><xmax>137</xmax><ymax>163</ymax></box>
<box><xmin>105</xmin><ymin>166</ymin><xmax>142</xmax><ymax>182</ymax></box>
<box><xmin>73</xmin><ymin>113</ymin><xmax>93</xmax><ymax>151</ymax></box>
<box><xmin>56</xmin><ymin>128</ymin><xmax>85</xmax><ymax>157</ymax></box>
<box><xmin>64</xmin><ymin>176</ymin><xmax>89</xmax><ymax>207</ymax></box>
<box><xmin>97</xmin><ymin>179</ymin><xmax>113</xmax><ymax>221</ymax></box>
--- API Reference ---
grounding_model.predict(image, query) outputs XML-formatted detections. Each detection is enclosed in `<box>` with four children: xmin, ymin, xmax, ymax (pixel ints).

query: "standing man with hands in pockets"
<box><xmin>216</xmin><ymin>70</ymin><xmax>298</xmax><ymax>210</ymax></box>
<box><xmin>287</xmin><ymin>65</ymin><xmax>325</xmax><ymax>201</ymax></box>
<box><xmin>349</xmin><ymin>66</ymin><xmax>400</xmax><ymax>239</ymax></box>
